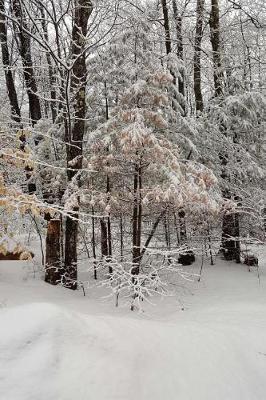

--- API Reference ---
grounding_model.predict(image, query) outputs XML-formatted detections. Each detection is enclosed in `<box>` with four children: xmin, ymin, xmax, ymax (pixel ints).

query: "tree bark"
<box><xmin>178</xmin><ymin>209</ymin><xmax>187</xmax><ymax>243</ymax></box>
<box><xmin>0</xmin><ymin>0</ymin><xmax>21</xmax><ymax>124</ymax></box>
<box><xmin>161</xmin><ymin>0</ymin><xmax>171</xmax><ymax>55</ymax></box>
<box><xmin>12</xmin><ymin>0</ymin><xmax>42</xmax><ymax>125</ymax></box>
<box><xmin>91</xmin><ymin>206</ymin><xmax>97</xmax><ymax>280</ymax></box>
<box><xmin>209</xmin><ymin>0</ymin><xmax>223</xmax><ymax>97</ymax></box>
<box><xmin>64</xmin><ymin>0</ymin><xmax>93</xmax><ymax>290</ymax></box>
<box><xmin>45</xmin><ymin>219</ymin><xmax>62</xmax><ymax>285</ymax></box>
<box><xmin>100</xmin><ymin>219</ymin><xmax>113</xmax><ymax>274</ymax></box>
<box><xmin>39</xmin><ymin>6</ymin><xmax>57</xmax><ymax>123</ymax></box>
<box><xmin>100</xmin><ymin>218</ymin><xmax>108</xmax><ymax>258</ymax></box>
<box><xmin>132</xmin><ymin>164</ymin><xmax>142</xmax><ymax>275</ymax></box>
<box><xmin>64</xmin><ymin>211</ymin><xmax>79</xmax><ymax>288</ymax></box>
<box><xmin>161</xmin><ymin>0</ymin><xmax>186</xmax><ymax>115</ymax></box>
<box><xmin>194</xmin><ymin>0</ymin><xmax>205</xmax><ymax>112</ymax></box>
<box><xmin>172</xmin><ymin>0</ymin><xmax>185</xmax><ymax>97</ymax></box>
<box><xmin>209</xmin><ymin>0</ymin><xmax>239</xmax><ymax>263</ymax></box>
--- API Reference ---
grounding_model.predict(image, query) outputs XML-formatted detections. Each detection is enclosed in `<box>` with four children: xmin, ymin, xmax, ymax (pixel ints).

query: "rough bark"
<box><xmin>209</xmin><ymin>0</ymin><xmax>223</xmax><ymax>97</ymax></box>
<box><xmin>105</xmin><ymin>92</ymin><xmax>112</xmax><ymax>273</ymax></box>
<box><xmin>194</xmin><ymin>0</ymin><xmax>205</xmax><ymax>112</ymax></box>
<box><xmin>0</xmin><ymin>2</ymin><xmax>39</xmax><ymax>194</ymax></box>
<box><xmin>161</xmin><ymin>0</ymin><xmax>171</xmax><ymax>55</ymax></box>
<box><xmin>132</xmin><ymin>164</ymin><xmax>142</xmax><ymax>275</ymax></box>
<box><xmin>209</xmin><ymin>0</ymin><xmax>240</xmax><ymax>263</ymax></box>
<box><xmin>178</xmin><ymin>209</ymin><xmax>187</xmax><ymax>243</ymax></box>
<box><xmin>172</xmin><ymin>0</ymin><xmax>184</xmax><ymax>97</ymax></box>
<box><xmin>12</xmin><ymin>0</ymin><xmax>42</xmax><ymax>125</ymax></box>
<box><xmin>64</xmin><ymin>212</ymin><xmax>79</xmax><ymax>288</ymax></box>
<box><xmin>100</xmin><ymin>219</ymin><xmax>108</xmax><ymax>259</ymax></box>
<box><xmin>39</xmin><ymin>6</ymin><xmax>57</xmax><ymax>122</ymax></box>
<box><xmin>0</xmin><ymin>0</ymin><xmax>21</xmax><ymax>124</ymax></box>
<box><xmin>45</xmin><ymin>219</ymin><xmax>62</xmax><ymax>285</ymax></box>
<box><xmin>221</xmin><ymin>212</ymin><xmax>240</xmax><ymax>262</ymax></box>
<box><xmin>64</xmin><ymin>0</ymin><xmax>93</xmax><ymax>290</ymax></box>
<box><xmin>91</xmin><ymin>207</ymin><xmax>97</xmax><ymax>280</ymax></box>
<box><xmin>161</xmin><ymin>0</ymin><xmax>186</xmax><ymax>114</ymax></box>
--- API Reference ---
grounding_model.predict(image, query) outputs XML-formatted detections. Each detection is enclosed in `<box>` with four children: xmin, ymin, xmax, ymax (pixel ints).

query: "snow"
<box><xmin>1</xmin><ymin>253</ymin><xmax>266</xmax><ymax>400</ymax></box>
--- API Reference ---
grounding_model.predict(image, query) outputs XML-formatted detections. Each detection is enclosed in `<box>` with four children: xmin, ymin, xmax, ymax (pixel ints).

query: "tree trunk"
<box><xmin>91</xmin><ymin>206</ymin><xmax>97</xmax><ymax>279</ymax></box>
<box><xmin>45</xmin><ymin>219</ymin><xmax>62</xmax><ymax>285</ymax></box>
<box><xmin>64</xmin><ymin>211</ymin><xmax>79</xmax><ymax>289</ymax></box>
<box><xmin>11</xmin><ymin>1</ymin><xmax>62</xmax><ymax>276</ymax></box>
<box><xmin>172</xmin><ymin>0</ymin><xmax>185</xmax><ymax>97</ymax></box>
<box><xmin>100</xmin><ymin>219</ymin><xmax>108</xmax><ymax>259</ymax></box>
<box><xmin>39</xmin><ymin>6</ymin><xmax>57</xmax><ymax>123</ymax></box>
<box><xmin>0</xmin><ymin>2</ymin><xmax>39</xmax><ymax>194</ymax></box>
<box><xmin>234</xmin><ymin>212</ymin><xmax>241</xmax><ymax>263</ymax></box>
<box><xmin>194</xmin><ymin>0</ymin><xmax>205</xmax><ymax>112</ymax></box>
<box><xmin>161</xmin><ymin>0</ymin><xmax>171</xmax><ymax>55</ymax></box>
<box><xmin>222</xmin><ymin>213</ymin><xmax>237</xmax><ymax>260</ymax></box>
<box><xmin>132</xmin><ymin>164</ymin><xmax>142</xmax><ymax>275</ymax></box>
<box><xmin>209</xmin><ymin>0</ymin><xmax>239</xmax><ymax>263</ymax></box>
<box><xmin>120</xmin><ymin>215</ymin><xmax>124</xmax><ymax>261</ymax></box>
<box><xmin>100</xmin><ymin>217</ymin><xmax>112</xmax><ymax>274</ymax></box>
<box><xmin>12</xmin><ymin>0</ymin><xmax>42</xmax><ymax>125</ymax></box>
<box><xmin>179</xmin><ymin>209</ymin><xmax>187</xmax><ymax>243</ymax></box>
<box><xmin>0</xmin><ymin>0</ymin><xmax>21</xmax><ymax>124</ymax></box>
<box><xmin>64</xmin><ymin>0</ymin><xmax>93</xmax><ymax>290</ymax></box>
<box><xmin>140</xmin><ymin>209</ymin><xmax>167</xmax><ymax>262</ymax></box>
<box><xmin>209</xmin><ymin>0</ymin><xmax>223</xmax><ymax>97</ymax></box>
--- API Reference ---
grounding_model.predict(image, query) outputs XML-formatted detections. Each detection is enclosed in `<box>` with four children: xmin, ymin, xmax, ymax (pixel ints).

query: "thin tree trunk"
<box><xmin>132</xmin><ymin>164</ymin><xmax>142</xmax><ymax>274</ymax></box>
<box><xmin>164</xmin><ymin>214</ymin><xmax>171</xmax><ymax>250</ymax></box>
<box><xmin>172</xmin><ymin>0</ymin><xmax>185</xmax><ymax>97</ymax></box>
<box><xmin>103</xmin><ymin>86</ymin><xmax>113</xmax><ymax>273</ymax></box>
<box><xmin>179</xmin><ymin>209</ymin><xmax>187</xmax><ymax>243</ymax></box>
<box><xmin>100</xmin><ymin>219</ymin><xmax>108</xmax><ymax>259</ymax></box>
<box><xmin>107</xmin><ymin>216</ymin><xmax>112</xmax><ymax>257</ymax></box>
<box><xmin>173</xmin><ymin>212</ymin><xmax>180</xmax><ymax>245</ymax></box>
<box><xmin>234</xmin><ymin>213</ymin><xmax>241</xmax><ymax>263</ymax></box>
<box><xmin>140</xmin><ymin>209</ymin><xmax>167</xmax><ymax>261</ymax></box>
<box><xmin>39</xmin><ymin>6</ymin><xmax>57</xmax><ymax>122</ymax></box>
<box><xmin>207</xmin><ymin>224</ymin><xmax>214</xmax><ymax>265</ymax></box>
<box><xmin>91</xmin><ymin>206</ymin><xmax>97</xmax><ymax>279</ymax></box>
<box><xmin>161</xmin><ymin>0</ymin><xmax>171</xmax><ymax>55</ymax></box>
<box><xmin>120</xmin><ymin>215</ymin><xmax>124</xmax><ymax>261</ymax></box>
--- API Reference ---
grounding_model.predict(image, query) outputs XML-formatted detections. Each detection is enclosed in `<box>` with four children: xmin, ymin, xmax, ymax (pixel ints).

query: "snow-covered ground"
<box><xmin>1</xmin><ymin>249</ymin><xmax>266</xmax><ymax>400</ymax></box>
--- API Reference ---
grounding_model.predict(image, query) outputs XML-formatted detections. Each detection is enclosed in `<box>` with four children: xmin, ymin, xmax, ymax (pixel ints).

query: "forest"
<box><xmin>0</xmin><ymin>0</ymin><xmax>266</xmax><ymax>399</ymax></box>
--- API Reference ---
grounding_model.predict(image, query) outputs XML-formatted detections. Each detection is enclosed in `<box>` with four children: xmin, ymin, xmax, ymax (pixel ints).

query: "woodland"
<box><xmin>1</xmin><ymin>0</ymin><xmax>265</xmax><ymax>298</ymax></box>
<box><xmin>0</xmin><ymin>1</ymin><xmax>266</xmax><ymax>398</ymax></box>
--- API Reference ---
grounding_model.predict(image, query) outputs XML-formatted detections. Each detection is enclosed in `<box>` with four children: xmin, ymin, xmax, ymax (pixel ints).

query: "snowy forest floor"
<box><xmin>1</xmin><ymin>246</ymin><xmax>266</xmax><ymax>400</ymax></box>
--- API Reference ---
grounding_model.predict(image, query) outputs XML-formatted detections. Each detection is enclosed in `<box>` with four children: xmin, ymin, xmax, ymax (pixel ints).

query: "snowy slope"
<box><xmin>1</xmin><ymin>256</ymin><xmax>266</xmax><ymax>400</ymax></box>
